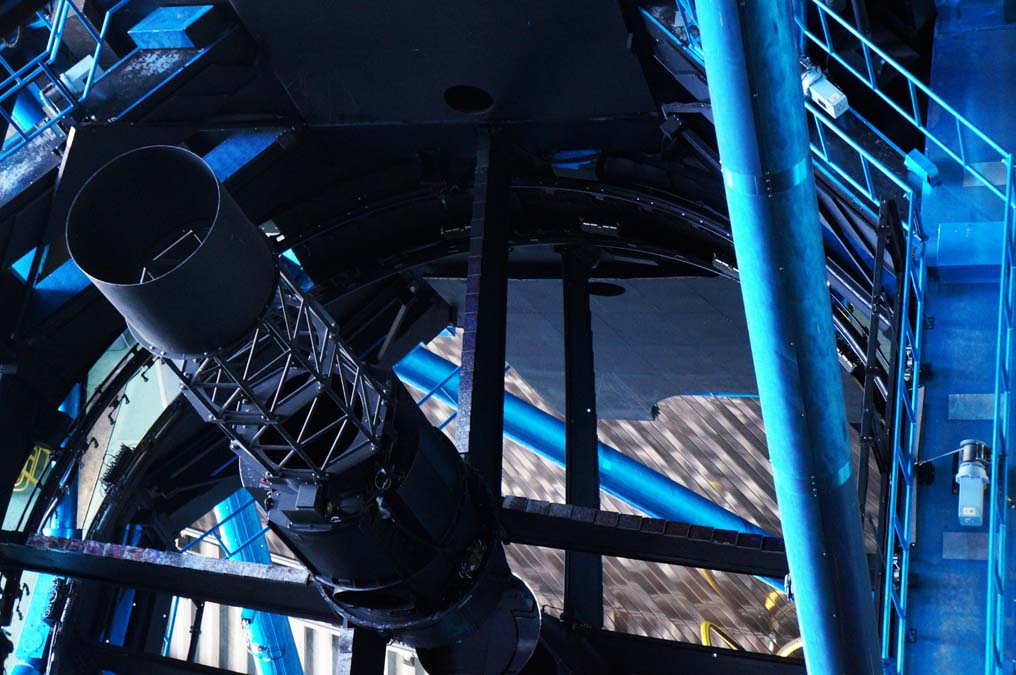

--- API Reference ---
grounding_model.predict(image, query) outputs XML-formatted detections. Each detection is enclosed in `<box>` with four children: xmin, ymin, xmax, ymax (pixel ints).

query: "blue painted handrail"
<box><xmin>162</xmin><ymin>493</ymin><xmax>302</xmax><ymax>674</ymax></box>
<box><xmin>0</xmin><ymin>0</ymin><xmax>136</xmax><ymax>164</ymax></box>
<box><xmin>986</xmin><ymin>158</ymin><xmax>1015</xmax><ymax>675</ymax></box>
<box><xmin>801</xmin><ymin>4</ymin><xmax>1016</xmax><ymax>672</ymax></box>
<box><xmin>879</xmin><ymin>198</ymin><xmax>926</xmax><ymax>674</ymax></box>
<box><xmin>802</xmin><ymin>0</ymin><xmax>1008</xmax><ymax>202</ymax></box>
<box><xmin>647</xmin><ymin>4</ymin><xmax>1015</xmax><ymax>670</ymax></box>
<box><xmin>640</xmin><ymin>5</ymin><xmax>915</xmax><ymax>227</ymax></box>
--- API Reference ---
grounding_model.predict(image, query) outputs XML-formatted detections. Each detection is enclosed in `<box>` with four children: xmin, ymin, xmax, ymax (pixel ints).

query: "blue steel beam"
<box><xmin>696</xmin><ymin>2</ymin><xmax>880</xmax><ymax>673</ymax></box>
<box><xmin>395</xmin><ymin>346</ymin><xmax>770</xmax><ymax>537</ymax></box>
<box><xmin>212</xmin><ymin>491</ymin><xmax>302</xmax><ymax>675</ymax></box>
<box><xmin>395</xmin><ymin>347</ymin><xmax>784</xmax><ymax>593</ymax></box>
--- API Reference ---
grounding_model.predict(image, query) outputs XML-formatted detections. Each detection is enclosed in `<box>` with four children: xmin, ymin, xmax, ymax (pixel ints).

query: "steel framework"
<box><xmin>167</xmin><ymin>270</ymin><xmax>391</xmax><ymax>479</ymax></box>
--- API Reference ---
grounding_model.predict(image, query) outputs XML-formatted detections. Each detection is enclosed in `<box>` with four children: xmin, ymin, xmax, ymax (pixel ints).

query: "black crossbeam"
<box><xmin>499</xmin><ymin>497</ymin><xmax>789</xmax><ymax>578</ymax></box>
<box><xmin>580</xmin><ymin>621</ymin><xmax>805</xmax><ymax>675</ymax></box>
<box><xmin>67</xmin><ymin>639</ymin><xmax>245</xmax><ymax>675</ymax></box>
<box><xmin>0</xmin><ymin>532</ymin><xmax>334</xmax><ymax>623</ymax></box>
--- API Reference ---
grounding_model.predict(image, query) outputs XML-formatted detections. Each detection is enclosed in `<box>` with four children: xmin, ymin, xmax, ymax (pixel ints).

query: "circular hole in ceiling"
<box><xmin>443</xmin><ymin>85</ymin><xmax>494</xmax><ymax>114</ymax></box>
<box><xmin>588</xmin><ymin>282</ymin><xmax>626</xmax><ymax>297</ymax></box>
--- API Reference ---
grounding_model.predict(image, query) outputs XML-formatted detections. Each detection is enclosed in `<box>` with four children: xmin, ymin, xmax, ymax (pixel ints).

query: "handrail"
<box><xmin>986</xmin><ymin>157</ymin><xmax>1015</xmax><ymax>675</ymax></box>
<box><xmin>0</xmin><ymin>0</ymin><xmax>136</xmax><ymax>164</ymax></box>
<box><xmin>803</xmin><ymin>0</ymin><xmax>1008</xmax><ymax>202</ymax></box>
<box><xmin>805</xmin><ymin>100</ymin><xmax>912</xmax><ymax>209</ymax></box>
<box><xmin>801</xmin><ymin>3</ymin><xmax>1016</xmax><ymax>671</ymax></box>
<box><xmin>641</xmin><ymin>5</ymin><xmax>915</xmax><ymax>228</ymax></box>
<box><xmin>880</xmin><ymin>198</ymin><xmax>925</xmax><ymax>674</ymax></box>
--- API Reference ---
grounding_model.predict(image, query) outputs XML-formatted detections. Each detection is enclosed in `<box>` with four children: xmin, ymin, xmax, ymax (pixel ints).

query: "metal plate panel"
<box><xmin>227</xmin><ymin>0</ymin><xmax>655</xmax><ymax>124</ymax></box>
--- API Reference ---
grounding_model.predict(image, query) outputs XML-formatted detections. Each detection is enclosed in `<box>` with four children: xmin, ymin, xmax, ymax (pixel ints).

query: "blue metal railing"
<box><xmin>672</xmin><ymin>0</ymin><xmax>702</xmax><ymax>58</ymax></box>
<box><xmin>0</xmin><ymin>0</ymin><xmax>134</xmax><ymax>164</ymax></box>
<box><xmin>640</xmin><ymin>5</ymin><xmax>914</xmax><ymax>226</ymax></box>
<box><xmin>161</xmin><ymin>495</ymin><xmax>271</xmax><ymax>657</ymax></box>
<box><xmin>986</xmin><ymin>158</ymin><xmax>1015</xmax><ymax>675</ymax></box>
<box><xmin>805</xmin><ymin>101</ymin><xmax>911</xmax><ymax>205</ymax></box>
<box><xmin>802</xmin><ymin>2</ymin><xmax>1016</xmax><ymax>672</ymax></box>
<box><xmin>798</xmin><ymin>3</ymin><xmax>1016</xmax><ymax>673</ymax></box>
<box><xmin>0</xmin><ymin>5</ymin><xmax>76</xmax><ymax>162</ymax></box>
<box><xmin>880</xmin><ymin>196</ymin><xmax>926</xmax><ymax>674</ymax></box>
<box><xmin>803</xmin><ymin>0</ymin><xmax>1009</xmax><ymax>201</ymax></box>
<box><xmin>645</xmin><ymin>2</ymin><xmax>1016</xmax><ymax>671</ymax></box>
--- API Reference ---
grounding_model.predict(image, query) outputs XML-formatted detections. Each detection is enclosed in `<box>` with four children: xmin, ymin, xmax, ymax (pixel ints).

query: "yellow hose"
<box><xmin>699</xmin><ymin>621</ymin><xmax>744</xmax><ymax>650</ymax></box>
<box><xmin>777</xmin><ymin>637</ymin><xmax>804</xmax><ymax>657</ymax></box>
<box><xmin>698</xmin><ymin>568</ymin><xmax>799</xmax><ymax>658</ymax></box>
<box><xmin>697</xmin><ymin>568</ymin><xmax>734</xmax><ymax>606</ymax></box>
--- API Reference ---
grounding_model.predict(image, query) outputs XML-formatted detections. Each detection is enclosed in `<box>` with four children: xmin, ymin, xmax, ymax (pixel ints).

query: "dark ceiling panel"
<box><xmin>228</xmin><ymin>0</ymin><xmax>656</xmax><ymax>123</ymax></box>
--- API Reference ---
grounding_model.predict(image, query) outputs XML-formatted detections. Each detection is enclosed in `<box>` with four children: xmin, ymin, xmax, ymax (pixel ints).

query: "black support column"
<box><xmin>349</xmin><ymin>629</ymin><xmax>388</xmax><ymax>675</ymax></box>
<box><xmin>454</xmin><ymin>128</ymin><xmax>511</xmax><ymax>495</ymax></box>
<box><xmin>186</xmin><ymin>600</ymin><xmax>205</xmax><ymax>663</ymax></box>
<box><xmin>559</xmin><ymin>246</ymin><xmax>603</xmax><ymax>628</ymax></box>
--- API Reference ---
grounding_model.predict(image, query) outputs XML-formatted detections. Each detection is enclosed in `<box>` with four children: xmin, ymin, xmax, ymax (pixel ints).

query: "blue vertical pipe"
<box><xmin>696</xmin><ymin>2</ymin><xmax>880</xmax><ymax>672</ymax></box>
<box><xmin>213</xmin><ymin>491</ymin><xmax>302</xmax><ymax>675</ymax></box>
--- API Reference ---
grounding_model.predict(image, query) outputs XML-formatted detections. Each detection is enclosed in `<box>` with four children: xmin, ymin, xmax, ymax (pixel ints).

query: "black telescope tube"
<box><xmin>66</xmin><ymin>145</ymin><xmax>277</xmax><ymax>358</ymax></box>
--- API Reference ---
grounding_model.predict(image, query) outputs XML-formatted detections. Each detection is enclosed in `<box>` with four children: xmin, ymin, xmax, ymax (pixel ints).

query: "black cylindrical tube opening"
<box><xmin>67</xmin><ymin>146</ymin><xmax>220</xmax><ymax>285</ymax></box>
<box><xmin>66</xmin><ymin>146</ymin><xmax>277</xmax><ymax>357</ymax></box>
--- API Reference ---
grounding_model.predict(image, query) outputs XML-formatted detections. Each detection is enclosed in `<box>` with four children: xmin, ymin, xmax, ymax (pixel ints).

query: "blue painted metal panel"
<box><xmin>9</xmin><ymin>248</ymin><xmax>37</xmax><ymax>282</ymax></box>
<box><xmin>929</xmin><ymin>221</ymin><xmax>1004</xmax><ymax>283</ymax></box>
<box><xmin>213</xmin><ymin>491</ymin><xmax>302</xmax><ymax>675</ymax></box>
<box><xmin>128</xmin><ymin>5</ymin><xmax>216</xmax><ymax>49</ymax></box>
<box><xmin>905</xmin><ymin>149</ymin><xmax>941</xmax><ymax>186</ymax></box>
<box><xmin>203</xmin><ymin>129</ymin><xmax>285</xmax><ymax>182</ymax></box>
<box><xmin>29</xmin><ymin>260</ymin><xmax>91</xmax><ymax>319</ymax></box>
<box><xmin>696</xmin><ymin>1</ymin><xmax>880</xmax><ymax>673</ymax></box>
<box><xmin>7</xmin><ymin>88</ymin><xmax>46</xmax><ymax>146</ymax></box>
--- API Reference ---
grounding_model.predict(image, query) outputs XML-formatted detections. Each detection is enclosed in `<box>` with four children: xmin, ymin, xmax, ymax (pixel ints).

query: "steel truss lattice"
<box><xmin>165</xmin><ymin>271</ymin><xmax>391</xmax><ymax>478</ymax></box>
